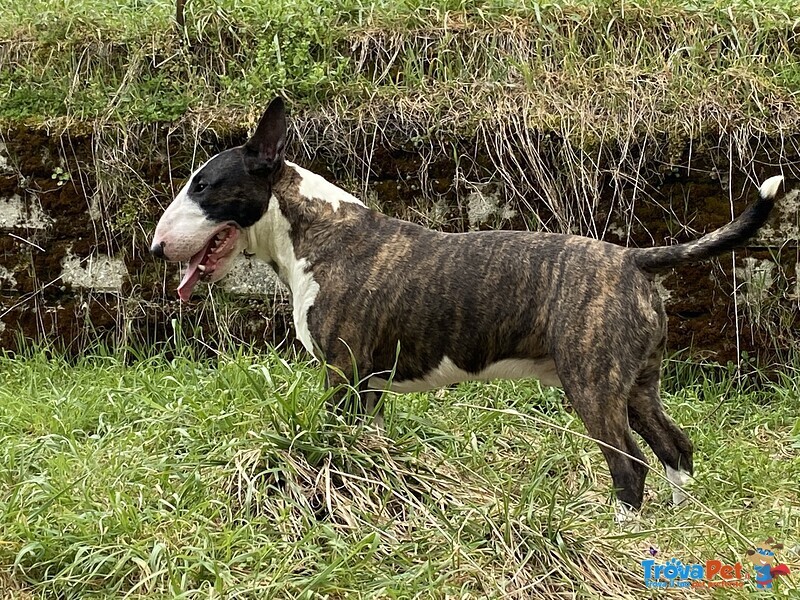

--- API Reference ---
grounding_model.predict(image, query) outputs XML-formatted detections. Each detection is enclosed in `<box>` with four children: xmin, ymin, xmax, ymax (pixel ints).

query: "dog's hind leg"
<box><xmin>558</xmin><ymin>373</ymin><xmax>649</xmax><ymax>513</ymax></box>
<box><xmin>627</xmin><ymin>351</ymin><xmax>694</xmax><ymax>505</ymax></box>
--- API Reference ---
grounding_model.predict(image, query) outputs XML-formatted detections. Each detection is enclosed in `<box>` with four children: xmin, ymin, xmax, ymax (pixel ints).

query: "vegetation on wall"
<box><xmin>2</xmin><ymin>0</ymin><xmax>798</xmax><ymax>135</ymax></box>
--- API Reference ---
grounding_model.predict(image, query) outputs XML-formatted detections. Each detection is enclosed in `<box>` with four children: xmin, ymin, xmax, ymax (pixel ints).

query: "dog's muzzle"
<box><xmin>150</xmin><ymin>240</ymin><xmax>167</xmax><ymax>259</ymax></box>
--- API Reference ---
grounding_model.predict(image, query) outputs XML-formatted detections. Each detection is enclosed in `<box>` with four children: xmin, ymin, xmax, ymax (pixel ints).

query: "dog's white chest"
<box><xmin>369</xmin><ymin>356</ymin><xmax>562</xmax><ymax>392</ymax></box>
<box><xmin>287</xmin><ymin>264</ymin><xmax>319</xmax><ymax>355</ymax></box>
<box><xmin>248</xmin><ymin>198</ymin><xmax>319</xmax><ymax>355</ymax></box>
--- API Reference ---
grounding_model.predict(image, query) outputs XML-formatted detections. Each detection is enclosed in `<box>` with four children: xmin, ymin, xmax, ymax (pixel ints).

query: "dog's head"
<box><xmin>150</xmin><ymin>97</ymin><xmax>286</xmax><ymax>301</ymax></box>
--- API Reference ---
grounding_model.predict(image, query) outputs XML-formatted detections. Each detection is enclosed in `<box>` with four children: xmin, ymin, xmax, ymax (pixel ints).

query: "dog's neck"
<box><xmin>243</xmin><ymin>161</ymin><xmax>366</xmax><ymax>288</ymax></box>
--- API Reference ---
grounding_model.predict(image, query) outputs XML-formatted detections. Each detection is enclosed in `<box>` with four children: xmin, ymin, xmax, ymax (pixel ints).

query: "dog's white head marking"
<box><xmin>150</xmin><ymin>98</ymin><xmax>287</xmax><ymax>300</ymax></box>
<box><xmin>289</xmin><ymin>161</ymin><xmax>365</xmax><ymax>211</ymax></box>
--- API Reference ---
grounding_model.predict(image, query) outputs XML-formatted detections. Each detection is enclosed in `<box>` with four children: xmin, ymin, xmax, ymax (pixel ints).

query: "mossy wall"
<box><xmin>1</xmin><ymin>119</ymin><xmax>797</xmax><ymax>363</ymax></box>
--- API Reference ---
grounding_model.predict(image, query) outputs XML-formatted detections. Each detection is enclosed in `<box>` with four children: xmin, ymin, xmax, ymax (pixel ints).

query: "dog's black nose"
<box><xmin>150</xmin><ymin>240</ymin><xmax>166</xmax><ymax>259</ymax></box>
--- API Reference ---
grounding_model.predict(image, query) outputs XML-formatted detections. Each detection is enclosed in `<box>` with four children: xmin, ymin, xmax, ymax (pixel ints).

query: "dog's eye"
<box><xmin>194</xmin><ymin>182</ymin><xmax>207</xmax><ymax>193</ymax></box>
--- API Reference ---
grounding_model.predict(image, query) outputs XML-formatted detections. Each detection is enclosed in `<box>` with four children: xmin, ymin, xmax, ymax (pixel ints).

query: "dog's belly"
<box><xmin>368</xmin><ymin>356</ymin><xmax>562</xmax><ymax>393</ymax></box>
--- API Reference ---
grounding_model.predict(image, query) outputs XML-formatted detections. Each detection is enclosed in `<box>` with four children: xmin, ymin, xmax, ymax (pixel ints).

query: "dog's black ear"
<box><xmin>243</xmin><ymin>97</ymin><xmax>286</xmax><ymax>175</ymax></box>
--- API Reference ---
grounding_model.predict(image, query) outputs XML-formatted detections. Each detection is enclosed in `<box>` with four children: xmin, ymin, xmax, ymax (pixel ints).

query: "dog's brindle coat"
<box><xmin>151</xmin><ymin>98</ymin><xmax>784</xmax><ymax>513</ymax></box>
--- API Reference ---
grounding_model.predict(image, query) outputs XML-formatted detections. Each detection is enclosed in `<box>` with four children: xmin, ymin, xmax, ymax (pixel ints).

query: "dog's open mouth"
<box><xmin>177</xmin><ymin>225</ymin><xmax>240</xmax><ymax>302</ymax></box>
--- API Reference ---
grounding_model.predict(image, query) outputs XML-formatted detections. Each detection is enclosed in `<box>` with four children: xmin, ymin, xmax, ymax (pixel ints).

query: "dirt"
<box><xmin>0</xmin><ymin>123</ymin><xmax>797</xmax><ymax>365</ymax></box>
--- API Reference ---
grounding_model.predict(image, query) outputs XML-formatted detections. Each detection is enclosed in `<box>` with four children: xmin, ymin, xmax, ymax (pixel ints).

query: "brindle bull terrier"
<box><xmin>151</xmin><ymin>97</ymin><xmax>784</xmax><ymax>517</ymax></box>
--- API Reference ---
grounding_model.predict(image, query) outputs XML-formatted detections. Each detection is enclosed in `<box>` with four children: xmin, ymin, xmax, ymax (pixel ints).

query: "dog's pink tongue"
<box><xmin>177</xmin><ymin>249</ymin><xmax>205</xmax><ymax>302</ymax></box>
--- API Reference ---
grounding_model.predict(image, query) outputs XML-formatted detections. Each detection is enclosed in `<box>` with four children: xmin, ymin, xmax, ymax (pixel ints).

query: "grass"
<box><xmin>0</xmin><ymin>344</ymin><xmax>798</xmax><ymax>598</ymax></box>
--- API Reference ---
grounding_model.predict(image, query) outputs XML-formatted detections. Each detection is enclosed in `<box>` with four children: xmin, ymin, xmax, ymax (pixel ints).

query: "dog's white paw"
<box><xmin>614</xmin><ymin>502</ymin><xmax>638</xmax><ymax>526</ymax></box>
<box><xmin>666</xmin><ymin>466</ymin><xmax>693</xmax><ymax>506</ymax></box>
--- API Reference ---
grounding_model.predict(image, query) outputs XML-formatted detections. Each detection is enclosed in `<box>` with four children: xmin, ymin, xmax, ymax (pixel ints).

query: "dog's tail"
<box><xmin>633</xmin><ymin>175</ymin><xmax>783</xmax><ymax>273</ymax></box>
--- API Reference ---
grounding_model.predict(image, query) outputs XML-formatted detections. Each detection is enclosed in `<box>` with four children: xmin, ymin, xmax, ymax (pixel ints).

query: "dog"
<box><xmin>151</xmin><ymin>97</ymin><xmax>784</xmax><ymax>515</ymax></box>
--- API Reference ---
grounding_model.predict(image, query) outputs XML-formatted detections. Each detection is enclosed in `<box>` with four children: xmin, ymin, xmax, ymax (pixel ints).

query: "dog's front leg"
<box><xmin>323</xmin><ymin>358</ymin><xmax>384</xmax><ymax>428</ymax></box>
<box><xmin>362</xmin><ymin>389</ymin><xmax>385</xmax><ymax>429</ymax></box>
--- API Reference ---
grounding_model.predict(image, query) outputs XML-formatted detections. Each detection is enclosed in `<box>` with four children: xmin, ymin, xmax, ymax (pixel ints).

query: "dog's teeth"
<box><xmin>197</xmin><ymin>264</ymin><xmax>206</xmax><ymax>272</ymax></box>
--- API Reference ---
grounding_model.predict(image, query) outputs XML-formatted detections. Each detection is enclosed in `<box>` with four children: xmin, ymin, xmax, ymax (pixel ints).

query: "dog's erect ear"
<box><xmin>243</xmin><ymin>97</ymin><xmax>286</xmax><ymax>175</ymax></box>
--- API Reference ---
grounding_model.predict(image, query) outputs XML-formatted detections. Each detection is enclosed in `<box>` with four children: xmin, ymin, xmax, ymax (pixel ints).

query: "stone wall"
<box><xmin>1</xmin><ymin>123</ymin><xmax>798</xmax><ymax>363</ymax></box>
